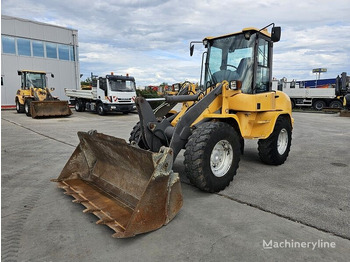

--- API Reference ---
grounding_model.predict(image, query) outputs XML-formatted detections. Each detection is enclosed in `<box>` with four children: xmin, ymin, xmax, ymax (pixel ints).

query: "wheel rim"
<box><xmin>277</xmin><ymin>128</ymin><xmax>288</xmax><ymax>155</ymax></box>
<box><xmin>315</xmin><ymin>102</ymin><xmax>324</xmax><ymax>110</ymax></box>
<box><xmin>16</xmin><ymin>101</ymin><xmax>19</xmax><ymax>110</ymax></box>
<box><xmin>75</xmin><ymin>103</ymin><xmax>80</xmax><ymax>111</ymax></box>
<box><xmin>210</xmin><ymin>140</ymin><xmax>233</xmax><ymax>177</ymax></box>
<box><xmin>25</xmin><ymin>102</ymin><xmax>29</xmax><ymax>113</ymax></box>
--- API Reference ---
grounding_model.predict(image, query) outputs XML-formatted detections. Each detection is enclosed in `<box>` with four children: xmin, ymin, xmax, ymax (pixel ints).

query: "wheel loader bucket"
<box><xmin>52</xmin><ymin>131</ymin><xmax>183</xmax><ymax>238</ymax></box>
<box><xmin>30</xmin><ymin>100</ymin><xmax>72</xmax><ymax>118</ymax></box>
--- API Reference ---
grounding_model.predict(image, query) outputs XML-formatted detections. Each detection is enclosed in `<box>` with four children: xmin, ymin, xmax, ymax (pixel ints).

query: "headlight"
<box><xmin>229</xmin><ymin>80</ymin><xmax>242</xmax><ymax>90</ymax></box>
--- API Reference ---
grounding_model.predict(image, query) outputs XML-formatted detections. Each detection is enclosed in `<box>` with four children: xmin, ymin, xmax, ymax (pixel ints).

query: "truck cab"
<box><xmin>69</xmin><ymin>73</ymin><xmax>137</xmax><ymax>115</ymax></box>
<box><xmin>93</xmin><ymin>74</ymin><xmax>136</xmax><ymax>114</ymax></box>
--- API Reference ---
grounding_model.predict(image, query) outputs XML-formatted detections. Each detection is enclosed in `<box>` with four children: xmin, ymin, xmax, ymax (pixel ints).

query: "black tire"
<box><xmin>184</xmin><ymin>121</ymin><xmax>241</xmax><ymax>193</ymax></box>
<box><xmin>24</xmin><ymin>99</ymin><xmax>32</xmax><ymax>117</ymax></box>
<box><xmin>329</xmin><ymin>100</ymin><xmax>343</xmax><ymax>108</ymax></box>
<box><xmin>313</xmin><ymin>100</ymin><xmax>326</xmax><ymax>111</ymax></box>
<box><xmin>291</xmin><ymin>99</ymin><xmax>295</xmax><ymax>109</ymax></box>
<box><xmin>129</xmin><ymin>122</ymin><xmax>147</xmax><ymax>149</ymax></box>
<box><xmin>75</xmin><ymin>99</ymin><xmax>85</xmax><ymax>112</ymax></box>
<box><xmin>16</xmin><ymin>99</ymin><xmax>25</xmax><ymax>113</ymax></box>
<box><xmin>97</xmin><ymin>103</ymin><xmax>105</xmax><ymax>115</ymax></box>
<box><xmin>258</xmin><ymin>116</ymin><xmax>292</xmax><ymax>165</ymax></box>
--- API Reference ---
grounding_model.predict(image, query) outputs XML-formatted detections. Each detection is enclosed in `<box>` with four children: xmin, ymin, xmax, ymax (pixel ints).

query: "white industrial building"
<box><xmin>1</xmin><ymin>15</ymin><xmax>80</xmax><ymax>107</ymax></box>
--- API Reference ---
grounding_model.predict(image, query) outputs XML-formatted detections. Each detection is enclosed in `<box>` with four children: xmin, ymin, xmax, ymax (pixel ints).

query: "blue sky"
<box><xmin>2</xmin><ymin>0</ymin><xmax>350</xmax><ymax>87</ymax></box>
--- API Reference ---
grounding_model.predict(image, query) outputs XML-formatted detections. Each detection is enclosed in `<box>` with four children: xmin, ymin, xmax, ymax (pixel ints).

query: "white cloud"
<box><xmin>2</xmin><ymin>0</ymin><xmax>350</xmax><ymax>85</ymax></box>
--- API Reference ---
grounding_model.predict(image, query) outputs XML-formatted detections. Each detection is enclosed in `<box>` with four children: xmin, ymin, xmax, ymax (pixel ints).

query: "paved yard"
<box><xmin>1</xmin><ymin>110</ymin><xmax>350</xmax><ymax>262</ymax></box>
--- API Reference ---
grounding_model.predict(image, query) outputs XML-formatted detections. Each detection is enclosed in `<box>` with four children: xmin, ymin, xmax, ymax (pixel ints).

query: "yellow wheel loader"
<box><xmin>15</xmin><ymin>70</ymin><xmax>72</xmax><ymax>118</ymax></box>
<box><xmin>54</xmin><ymin>23</ymin><xmax>293</xmax><ymax>238</ymax></box>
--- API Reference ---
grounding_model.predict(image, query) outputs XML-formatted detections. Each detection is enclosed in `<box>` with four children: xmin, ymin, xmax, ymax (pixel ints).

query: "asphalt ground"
<box><xmin>1</xmin><ymin>109</ymin><xmax>350</xmax><ymax>262</ymax></box>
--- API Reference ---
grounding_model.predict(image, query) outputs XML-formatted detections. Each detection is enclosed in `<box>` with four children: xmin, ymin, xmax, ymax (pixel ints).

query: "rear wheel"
<box><xmin>16</xmin><ymin>99</ymin><xmax>25</xmax><ymax>113</ymax></box>
<box><xmin>25</xmin><ymin>99</ymin><xmax>32</xmax><ymax>117</ymax></box>
<box><xmin>75</xmin><ymin>99</ymin><xmax>85</xmax><ymax>112</ymax></box>
<box><xmin>258</xmin><ymin>116</ymin><xmax>292</xmax><ymax>165</ymax></box>
<box><xmin>184</xmin><ymin>121</ymin><xmax>241</xmax><ymax>192</ymax></box>
<box><xmin>313</xmin><ymin>100</ymin><xmax>326</xmax><ymax>110</ymax></box>
<box><xmin>329</xmin><ymin>100</ymin><xmax>343</xmax><ymax>108</ymax></box>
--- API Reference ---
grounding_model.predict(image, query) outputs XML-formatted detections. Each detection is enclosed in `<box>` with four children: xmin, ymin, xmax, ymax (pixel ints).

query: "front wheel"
<box><xmin>184</xmin><ymin>121</ymin><xmax>241</xmax><ymax>193</ymax></box>
<box><xmin>16</xmin><ymin>99</ymin><xmax>25</xmax><ymax>113</ymax></box>
<box><xmin>258</xmin><ymin>116</ymin><xmax>292</xmax><ymax>165</ymax></box>
<box><xmin>97</xmin><ymin>103</ymin><xmax>105</xmax><ymax>115</ymax></box>
<box><xmin>24</xmin><ymin>99</ymin><xmax>32</xmax><ymax>117</ymax></box>
<box><xmin>129</xmin><ymin>122</ymin><xmax>147</xmax><ymax>149</ymax></box>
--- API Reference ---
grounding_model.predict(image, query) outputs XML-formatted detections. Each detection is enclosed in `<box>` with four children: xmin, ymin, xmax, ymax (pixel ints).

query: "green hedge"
<box><xmin>136</xmin><ymin>89</ymin><xmax>164</xmax><ymax>109</ymax></box>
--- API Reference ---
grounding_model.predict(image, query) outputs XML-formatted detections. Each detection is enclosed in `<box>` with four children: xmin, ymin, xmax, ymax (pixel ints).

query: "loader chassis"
<box><xmin>131</xmin><ymin>26</ymin><xmax>293</xmax><ymax>192</ymax></box>
<box><xmin>15</xmin><ymin>70</ymin><xmax>71</xmax><ymax>118</ymax></box>
<box><xmin>54</xmin><ymin>24</ymin><xmax>293</xmax><ymax>238</ymax></box>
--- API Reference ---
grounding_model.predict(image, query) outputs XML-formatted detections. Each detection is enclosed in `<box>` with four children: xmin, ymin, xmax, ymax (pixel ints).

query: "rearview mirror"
<box><xmin>190</xmin><ymin>44</ymin><xmax>194</xmax><ymax>56</ymax></box>
<box><xmin>271</xmin><ymin>27</ymin><xmax>281</xmax><ymax>42</ymax></box>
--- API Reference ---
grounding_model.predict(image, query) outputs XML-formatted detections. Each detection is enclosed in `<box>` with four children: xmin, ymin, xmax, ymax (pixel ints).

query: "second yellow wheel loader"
<box><xmin>54</xmin><ymin>23</ymin><xmax>293</xmax><ymax>238</ymax></box>
<box><xmin>15</xmin><ymin>70</ymin><xmax>72</xmax><ymax>118</ymax></box>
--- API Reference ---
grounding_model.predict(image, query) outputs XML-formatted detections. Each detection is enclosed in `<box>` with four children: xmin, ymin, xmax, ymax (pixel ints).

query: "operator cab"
<box><xmin>193</xmin><ymin>24</ymin><xmax>281</xmax><ymax>94</ymax></box>
<box><xmin>18</xmin><ymin>70</ymin><xmax>47</xmax><ymax>90</ymax></box>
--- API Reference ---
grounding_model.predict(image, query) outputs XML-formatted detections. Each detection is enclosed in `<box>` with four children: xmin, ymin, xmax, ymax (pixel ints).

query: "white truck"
<box><xmin>65</xmin><ymin>73</ymin><xmax>137</xmax><ymax>115</ymax></box>
<box><xmin>272</xmin><ymin>72</ymin><xmax>349</xmax><ymax>110</ymax></box>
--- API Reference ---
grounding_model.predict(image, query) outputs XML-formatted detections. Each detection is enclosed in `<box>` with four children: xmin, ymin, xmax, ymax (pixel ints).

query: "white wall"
<box><xmin>1</xmin><ymin>15</ymin><xmax>80</xmax><ymax>106</ymax></box>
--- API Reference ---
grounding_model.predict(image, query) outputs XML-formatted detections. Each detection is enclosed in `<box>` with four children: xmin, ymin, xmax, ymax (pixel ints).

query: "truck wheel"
<box><xmin>184</xmin><ymin>121</ymin><xmax>241</xmax><ymax>193</ymax></box>
<box><xmin>291</xmin><ymin>99</ymin><xmax>295</xmax><ymax>109</ymax></box>
<box><xmin>16</xmin><ymin>99</ymin><xmax>25</xmax><ymax>113</ymax></box>
<box><xmin>129</xmin><ymin>122</ymin><xmax>147</xmax><ymax>149</ymax></box>
<box><xmin>258</xmin><ymin>116</ymin><xmax>292</xmax><ymax>165</ymax></box>
<box><xmin>329</xmin><ymin>100</ymin><xmax>343</xmax><ymax>108</ymax></box>
<box><xmin>75</xmin><ymin>100</ymin><xmax>85</xmax><ymax>112</ymax></box>
<box><xmin>313</xmin><ymin>100</ymin><xmax>326</xmax><ymax>110</ymax></box>
<box><xmin>25</xmin><ymin>99</ymin><xmax>32</xmax><ymax>117</ymax></box>
<box><xmin>97</xmin><ymin>103</ymin><xmax>105</xmax><ymax>115</ymax></box>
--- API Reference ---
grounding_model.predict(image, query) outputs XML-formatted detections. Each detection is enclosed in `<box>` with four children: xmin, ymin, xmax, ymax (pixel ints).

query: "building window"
<box><xmin>17</xmin><ymin>38</ymin><xmax>32</xmax><ymax>56</ymax></box>
<box><xmin>2</xmin><ymin>36</ymin><xmax>16</xmax><ymax>54</ymax></box>
<box><xmin>58</xmin><ymin>44</ymin><xmax>69</xmax><ymax>60</ymax></box>
<box><xmin>46</xmin><ymin>42</ymin><xmax>57</xmax><ymax>59</ymax></box>
<box><xmin>32</xmin><ymin>40</ymin><xmax>44</xmax><ymax>57</ymax></box>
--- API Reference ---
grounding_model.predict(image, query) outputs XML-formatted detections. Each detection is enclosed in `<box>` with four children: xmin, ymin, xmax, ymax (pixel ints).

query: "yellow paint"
<box><xmin>15</xmin><ymin>70</ymin><xmax>51</xmax><ymax>106</ymax></box>
<box><xmin>204</xmin><ymin>27</ymin><xmax>272</xmax><ymax>42</ymax></box>
<box><xmin>171</xmin><ymin>84</ymin><xmax>293</xmax><ymax>140</ymax></box>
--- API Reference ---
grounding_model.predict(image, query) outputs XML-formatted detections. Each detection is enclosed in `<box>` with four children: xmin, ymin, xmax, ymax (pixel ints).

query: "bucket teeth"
<box><xmin>53</xmin><ymin>132</ymin><xmax>183</xmax><ymax>238</ymax></box>
<box><xmin>83</xmin><ymin>208</ymin><xmax>100</xmax><ymax>213</ymax></box>
<box><xmin>96</xmin><ymin>219</ymin><xmax>114</xmax><ymax>225</ymax></box>
<box><xmin>72</xmin><ymin>199</ymin><xmax>88</xmax><ymax>203</ymax></box>
<box><xmin>63</xmin><ymin>188</ymin><xmax>76</xmax><ymax>195</ymax></box>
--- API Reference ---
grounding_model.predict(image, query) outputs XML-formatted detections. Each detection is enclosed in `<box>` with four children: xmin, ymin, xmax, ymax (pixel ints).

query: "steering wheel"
<box><xmin>226</xmin><ymin>64</ymin><xmax>238</xmax><ymax>70</ymax></box>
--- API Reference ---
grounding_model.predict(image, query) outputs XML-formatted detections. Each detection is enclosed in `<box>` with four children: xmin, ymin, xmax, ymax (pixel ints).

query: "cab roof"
<box><xmin>203</xmin><ymin>27</ymin><xmax>271</xmax><ymax>41</ymax></box>
<box><xmin>19</xmin><ymin>70</ymin><xmax>47</xmax><ymax>74</ymax></box>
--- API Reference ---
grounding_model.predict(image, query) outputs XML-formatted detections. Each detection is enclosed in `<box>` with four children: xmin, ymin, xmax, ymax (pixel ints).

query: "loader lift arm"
<box><xmin>136</xmin><ymin>83</ymin><xmax>224</xmax><ymax>160</ymax></box>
